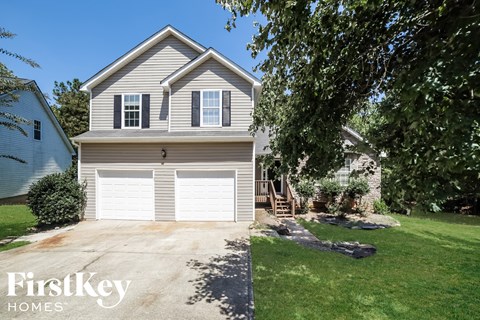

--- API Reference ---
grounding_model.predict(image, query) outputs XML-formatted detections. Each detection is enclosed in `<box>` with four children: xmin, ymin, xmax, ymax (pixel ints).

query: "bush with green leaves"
<box><xmin>27</xmin><ymin>164</ymin><xmax>86</xmax><ymax>226</ymax></box>
<box><xmin>327</xmin><ymin>202</ymin><xmax>343</xmax><ymax>217</ymax></box>
<box><xmin>373</xmin><ymin>199</ymin><xmax>390</xmax><ymax>215</ymax></box>
<box><xmin>294</xmin><ymin>178</ymin><xmax>316</xmax><ymax>214</ymax></box>
<box><xmin>344</xmin><ymin>178</ymin><xmax>370</xmax><ymax>199</ymax></box>
<box><xmin>318</xmin><ymin>178</ymin><xmax>343</xmax><ymax>200</ymax></box>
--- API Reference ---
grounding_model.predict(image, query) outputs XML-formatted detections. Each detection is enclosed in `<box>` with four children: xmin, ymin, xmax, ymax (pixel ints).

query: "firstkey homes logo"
<box><xmin>5</xmin><ymin>272</ymin><xmax>131</xmax><ymax>312</ymax></box>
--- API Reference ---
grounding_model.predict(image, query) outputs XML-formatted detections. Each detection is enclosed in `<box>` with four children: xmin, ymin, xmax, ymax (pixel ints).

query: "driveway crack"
<box><xmin>77</xmin><ymin>251</ymin><xmax>108</xmax><ymax>273</ymax></box>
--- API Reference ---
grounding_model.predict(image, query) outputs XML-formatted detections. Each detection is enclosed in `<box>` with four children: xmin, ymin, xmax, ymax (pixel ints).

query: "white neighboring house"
<box><xmin>0</xmin><ymin>79</ymin><xmax>75</xmax><ymax>201</ymax></box>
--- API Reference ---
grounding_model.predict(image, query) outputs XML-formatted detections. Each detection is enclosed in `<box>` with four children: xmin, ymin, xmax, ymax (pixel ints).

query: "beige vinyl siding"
<box><xmin>170</xmin><ymin>59</ymin><xmax>253</xmax><ymax>131</ymax></box>
<box><xmin>90</xmin><ymin>36</ymin><xmax>199</xmax><ymax>131</ymax></box>
<box><xmin>80</xmin><ymin>142</ymin><xmax>254</xmax><ymax>221</ymax></box>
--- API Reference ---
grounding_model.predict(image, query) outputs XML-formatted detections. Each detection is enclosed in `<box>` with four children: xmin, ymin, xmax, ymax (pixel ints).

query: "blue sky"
<box><xmin>1</xmin><ymin>0</ymin><xmax>264</xmax><ymax>101</ymax></box>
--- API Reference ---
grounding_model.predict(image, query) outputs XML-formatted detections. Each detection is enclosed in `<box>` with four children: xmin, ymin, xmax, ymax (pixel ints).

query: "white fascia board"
<box><xmin>80</xmin><ymin>26</ymin><xmax>205</xmax><ymax>92</ymax></box>
<box><xmin>71</xmin><ymin>135</ymin><xmax>255</xmax><ymax>144</ymax></box>
<box><xmin>161</xmin><ymin>49</ymin><xmax>262</xmax><ymax>91</ymax></box>
<box><xmin>31</xmin><ymin>82</ymin><xmax>75</xmax><ymax>154</ymax></box>
<box><xmin>342</xmin><ymin>126</ymin><xmax>364</xmax><ymax>142</ymax></box>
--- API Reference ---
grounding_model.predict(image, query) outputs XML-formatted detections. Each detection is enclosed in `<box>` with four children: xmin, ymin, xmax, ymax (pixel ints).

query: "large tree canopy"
<box><xmin>51</xmin><ymin>79</ymin><xmax>89</xmax><ymax>138</ymax></box>
<box><xmin>219</xmin><ymin>0</ymin><xmax>479</xmax><ymax>208</ymax></box>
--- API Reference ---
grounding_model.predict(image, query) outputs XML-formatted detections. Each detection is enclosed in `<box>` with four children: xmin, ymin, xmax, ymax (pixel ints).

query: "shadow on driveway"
<box><xmin>186</xmin><ymin>238</ymin><xmax>253</xmax><ymax>320</ymax></box>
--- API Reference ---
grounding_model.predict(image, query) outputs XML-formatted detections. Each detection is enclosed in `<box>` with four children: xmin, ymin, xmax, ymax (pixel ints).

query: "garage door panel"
<box><xmin>176</xmin><ymin>171</ymin><xmax>235</xmax><ymax>221</ymax></box>
<box><xmin>98</xmin><ymin>170</ymin><xmax>154</xmax><ymax>220</ymax></box>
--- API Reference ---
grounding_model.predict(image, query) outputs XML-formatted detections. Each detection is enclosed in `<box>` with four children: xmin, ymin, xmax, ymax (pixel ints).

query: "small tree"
<box><xmin>294</xmin><ymin>178</ymin><xmax>316</xmax><ymax>214</ymax></box>
<box><xmin>319</xmin><ymin>179</ymin><xmax>344</xmax><ymax>216</ymax></box>
<box><xmin>344</xmin><ymin>178</ymin><xmax>370</xmax><ymax>203</ymax></box>
<box><xmin>318</xmin><ymin>178</ymin><xmax>343</xmax><ymax>203</ymax></box>
<box><xmin>344</xmin><ymin>178</ymin><xmax>370</xmax><ymax>215</ymax></box>
<box><xmin>52</xmin><ymin>79</ymin><xmax>89</xmax><ymax>138</ymax></box>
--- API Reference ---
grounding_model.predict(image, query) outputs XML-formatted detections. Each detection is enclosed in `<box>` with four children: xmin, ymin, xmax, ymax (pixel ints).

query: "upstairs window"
<box><xmin>33</xmin><ymin>120</ymin><xmax>41</xmax><ymax>140</ymax></box>
<box><xmin>201</xmin><ymin>90</ymin><xmax>221</xmax><ymax>127</ymax></box>
<box><xmin>123</xmin><ymin>94</ymin><xmax>141</xmax><ymax>128</ymax></box>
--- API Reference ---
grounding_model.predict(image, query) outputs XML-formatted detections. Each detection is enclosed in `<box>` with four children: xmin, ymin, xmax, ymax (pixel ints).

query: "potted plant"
<box><xmin>293</xmin><ymin>178</ymin><xmax>316</xmax><ymax>214</ymax></box>
<box><xmin>318</xmin><ymin>178</ymin><xmax>344</xmax><ymax>208</ymax></box>
<box><xmin>344</xmin><ymin>178</ymin><xmax>370</xmax><ymax>213</ymax></box>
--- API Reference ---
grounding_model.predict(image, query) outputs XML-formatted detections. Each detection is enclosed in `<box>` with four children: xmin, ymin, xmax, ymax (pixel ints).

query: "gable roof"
<box><xmin>254</xmin><ymin>126</ymin><xmax>366</xmax><ymax>156</ymax></box>
<box><xmin>21</xmin><ymin>80</ymin><xmax>75</xmax><ymax>154</ymax></box>
<box><xmin>342</xmin><ymin>126</ymin><xmax>363</xmax><ymax>142</ymax></box>
<box><xmin>80</xmin><ymin>25</ymin><xmax>206</xmax><ymax>92</ymax></box>
<box><xmin>160</xmin><ymin>48</ymin><xmax>262</xmax><ymax>91</ymax></box>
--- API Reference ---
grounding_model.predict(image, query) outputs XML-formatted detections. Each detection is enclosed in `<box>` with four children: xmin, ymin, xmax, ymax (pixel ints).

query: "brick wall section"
<box><xmin>264</xmin><ymin>130</ymin><xmax>382</xmax><ymax>212</ymax></box>
<box><xmin>351</xmin><ymin>152</ymin><xmax>381</xmax><ymax>211</ymax></box>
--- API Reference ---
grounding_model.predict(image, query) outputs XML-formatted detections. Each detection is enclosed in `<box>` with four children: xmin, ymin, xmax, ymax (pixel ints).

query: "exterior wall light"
<box><xmin>161</xmin><ymin>148</ymin><xmax>167</xmax><ymax>159</ymax></box>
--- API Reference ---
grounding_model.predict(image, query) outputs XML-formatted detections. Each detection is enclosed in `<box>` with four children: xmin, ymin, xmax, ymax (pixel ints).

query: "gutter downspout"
<box><xmin>72</xmin><ymin>140</ymin><xmax>81</xmax><ymax>184</ymax></box>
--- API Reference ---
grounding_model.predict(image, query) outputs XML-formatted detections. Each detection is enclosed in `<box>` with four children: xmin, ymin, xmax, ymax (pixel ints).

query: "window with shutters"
<box><xmin>122</xmin><ymin>94</ymin><xmax>141</xmax><ymax>128</ymax></box>
<box><xmin>200</xmin><ymin>90</ymin><xmax>222</xmax><ymax>127</ymax></box>
<box><xmin>33</xmin><ymin>120</ymin><xmax>41</xmax><ymax>140</ymax></box>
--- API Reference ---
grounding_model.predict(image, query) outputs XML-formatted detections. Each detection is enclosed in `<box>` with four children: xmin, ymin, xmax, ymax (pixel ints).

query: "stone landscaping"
<box><xmin>0</xmin><ymin>236</ymin><xmax>17</xmax><ymax>246</ymax></box>
<box><xmin>305</xmin><ymin>211</ymin><xmax>401</xmax><ymax>230</ymax></box>
<box><xmin>251</xmin><ymin>209</ymin><xmax>382</xmax><ymax>259</ymax></box>
<box><xmin>276</xmin><ymin>220</ymin><xmax>377</xmax><ymax>259</ymax></box>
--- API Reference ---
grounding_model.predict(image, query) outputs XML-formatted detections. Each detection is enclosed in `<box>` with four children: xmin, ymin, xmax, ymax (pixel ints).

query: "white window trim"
<box><xmin>121</xmin><ymin>93</ymin><xmax>142</xmax><ymax>129</ymax></box>
<box><xmin>200</xmin><ymin>89</ymin><xmax>222</xmax><ymax>128</ymax></box>
<box><xmin>336</xmin><ymin>157</ymin><xmax>356</xmax><ymax>186</ymax></box>
<box><xmin>262</xmin><ymin>161</ymin><xmax>284</xmax><ymax>194</ymax></box>
<box><xmin>33</xmin><ymin>120</ymin><xmax>42</xmax><ymax>141</ymax></box>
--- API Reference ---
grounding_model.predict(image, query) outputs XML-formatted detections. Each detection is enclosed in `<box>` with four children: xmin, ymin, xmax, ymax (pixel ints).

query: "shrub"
<box><xmin>344</xmin><ymin>178</ymin><xmax>370</xmax><ymax>199</ymax></box>
<box><xmin>373</xmin><ymin>199</ymin><xmax>390</xmax><ymax>215</ymax></box>
<box><xmin>327</xmin><ymin>202</ymin><xmax>343</xmax><ymax>217</ymax></box>
<box><xmin>27</xmin><ymin>164</ymin><xmax>86</xmax><ymax>226</ymax></box>
<box><xmin>319</xmin><ymin>178</ymin><xmax>343</xmax><ymax>200</ymax></box>
<box><xmin>294</xmin><ymin>178</ymin><xmax>316</xmax><ymax>214</ymax></box>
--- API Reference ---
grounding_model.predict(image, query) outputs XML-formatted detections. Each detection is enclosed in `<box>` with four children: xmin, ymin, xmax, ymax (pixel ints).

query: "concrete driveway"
<box><xmin>0</xmin><ymin>221</ymin><xmax>252</xmax><ymax>320</ymax></box>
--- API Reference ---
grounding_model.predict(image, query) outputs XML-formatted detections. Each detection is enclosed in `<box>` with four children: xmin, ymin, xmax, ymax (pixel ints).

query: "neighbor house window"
<box><xmin>33</xmin><ymin>120</ymin><xmax>41</xmax><ymax>140</ymax></box>
<box><xmin>123</xmin><ymin>94</ymin><xmax>141</xmax><ymax>128</ymax></box>
<box><xmin>201</xmin><ymin>90</ymin><xmax>221</xmax><ymax>126</ymax></box>
<box><xmin>335</xmin><ymin>158</ymin><xmax>353</xmax><ymax>186</ymax></box>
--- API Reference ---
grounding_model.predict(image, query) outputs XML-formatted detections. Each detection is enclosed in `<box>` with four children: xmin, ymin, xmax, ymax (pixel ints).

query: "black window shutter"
<box><xmin>142</xmin><ymin>94</ymin><xmax>150</xmax><ymax>128</ymax></box>
<box><xmin>113</xmin><ymin>95</ymin><xmax>122</xmax><ymax>129</ymax></box>
<box><xmin>191</xmin><ymin>91</ymin><xmax>200</xmax><ymax>127</ymax></box>
<box><xmin>222</xmin><ymin>90</ymin><xmax>231</xmax><ymax>127</ymax></box>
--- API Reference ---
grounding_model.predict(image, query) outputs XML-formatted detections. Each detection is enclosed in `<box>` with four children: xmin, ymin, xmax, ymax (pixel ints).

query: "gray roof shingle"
<box><xmin>72</xmin><ymin>130</ymin><xmax>254</xmax><ymax>143</ymax></box>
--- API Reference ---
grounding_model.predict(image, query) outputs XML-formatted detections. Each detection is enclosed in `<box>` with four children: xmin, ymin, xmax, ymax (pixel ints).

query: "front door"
<box><xmin>265</xmin><ymin>160</ymin><xmax>283</xmax><ymax>194</ymax></box>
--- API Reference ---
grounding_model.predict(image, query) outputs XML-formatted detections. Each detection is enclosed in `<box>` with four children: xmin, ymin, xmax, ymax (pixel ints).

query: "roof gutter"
<box><xmin>71</xmin><ymin>135</ymin><xmax>254</xmax><ymax>144</ymax></box>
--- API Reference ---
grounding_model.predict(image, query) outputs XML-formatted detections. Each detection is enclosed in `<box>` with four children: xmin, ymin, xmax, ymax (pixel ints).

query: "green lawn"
<box><xmin>0</xmin><ymin>205</ymin><xmax>36</xmax><ymax>251</ymax></box>
<box><xmin>251</xmin><ymin>212</ymin><xmax>480</xmax><ymax>320</ymax></box>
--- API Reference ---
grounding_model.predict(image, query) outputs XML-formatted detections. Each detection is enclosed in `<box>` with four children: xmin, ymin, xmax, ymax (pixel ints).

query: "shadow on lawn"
<box><xmin>186</xmin><ymin>238</ymin><xmax>252</xmax><ymax>320</ymax></box>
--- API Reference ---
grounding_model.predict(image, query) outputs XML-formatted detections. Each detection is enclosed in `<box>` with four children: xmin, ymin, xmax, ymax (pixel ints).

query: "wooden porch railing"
<box><xmin>255</xmin><ymin>179</ymin><xmax>295</xmax><ymax>217</ymax></box>
<box><xmin>268</xmin><ymin>180</ymin><xmax>277</xmax><ymax>214</ymax></box>
<box><xmin>285</xmin><ymin>180</ymin><xmax>296</xmax><ymax>218</ymax></box>
<box><xmin>255</xmin><ymin>180</ymin><xmax>269</xmax><ymax>203</ymax></box>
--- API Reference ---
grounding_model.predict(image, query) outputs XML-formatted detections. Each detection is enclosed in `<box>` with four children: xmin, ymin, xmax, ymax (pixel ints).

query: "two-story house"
<box><xmin>73</xmin><ymin>25</ymin><xmax>381</xmax><ymax>222</ymax></box>
<box><xmin>73</xmin><ymin>26</ymin><xmax>260</xmax><ymax>222</ymax></box>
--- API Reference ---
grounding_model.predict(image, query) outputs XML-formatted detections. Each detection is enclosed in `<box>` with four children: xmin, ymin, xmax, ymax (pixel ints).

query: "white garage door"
<box><xmin>98</xmin><ymin>170</ymin><xmax>154</xmax><ymax>220</ymax></box>
<box><xmin>176</xmin><ymin>171</ymin><xmax>235</xmax><ymax>221</ymax></box>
